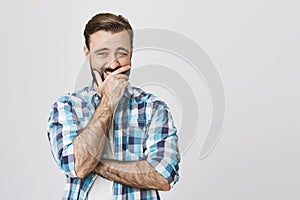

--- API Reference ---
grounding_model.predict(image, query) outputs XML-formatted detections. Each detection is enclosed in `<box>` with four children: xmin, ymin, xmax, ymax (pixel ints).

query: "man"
<box><xmin>47</xmin><ymin>13</ymin><xmax>180</xmax><ymax>200</ymax></box>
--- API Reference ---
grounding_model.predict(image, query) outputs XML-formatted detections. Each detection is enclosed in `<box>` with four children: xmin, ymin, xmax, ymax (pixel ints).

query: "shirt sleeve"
<box><xmin>144</xmin><ymin>100</ymin><xmax>180</xmax><ymax>187</ymax></box>
<box><xmin>47</xmin><ymin>96</ymin><xmax>82</xmax><ymax>178</ymax></box>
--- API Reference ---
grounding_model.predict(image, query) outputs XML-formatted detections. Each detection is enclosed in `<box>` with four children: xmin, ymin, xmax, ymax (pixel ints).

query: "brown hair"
<box><xmin>84</xmin><ymin>13</ymin><xmax>133</xmax><ymax>50</ymax></box>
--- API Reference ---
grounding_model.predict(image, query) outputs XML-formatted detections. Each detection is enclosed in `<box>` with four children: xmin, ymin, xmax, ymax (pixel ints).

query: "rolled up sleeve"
<box><xmin>47</xmin><ymin>96</ymin><xmax>82</xmax><ymax>178</ymax></box>
<box><xmin>145</xmin><ymin>100</ymin><xmax>180</xmax><ymax>187</ymax></box>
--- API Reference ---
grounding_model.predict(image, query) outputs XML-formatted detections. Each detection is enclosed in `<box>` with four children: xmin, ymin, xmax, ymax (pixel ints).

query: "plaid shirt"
<box><xmin>47</xmin><ymin>83</ymin><xmax>180</xmax><ymax>200</ymax></box>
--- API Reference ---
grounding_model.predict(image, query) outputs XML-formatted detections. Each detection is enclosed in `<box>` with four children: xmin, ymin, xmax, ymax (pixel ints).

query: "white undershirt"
<box><xmin>88</xmin><ymin>175</ymin><xmax>114</xmax><ymax>200</ymax></box>
<box><xmin>88</xmin><ymin>124</ymin><xmax>115</xmax><ymax>200</ymax></box>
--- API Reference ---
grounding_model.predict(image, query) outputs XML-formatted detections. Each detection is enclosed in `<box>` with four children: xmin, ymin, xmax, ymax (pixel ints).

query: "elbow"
<box><xmin>75</xmin><ymin>167</ymin><xmax>90</xmax><ymax>179</ymax></box>
<box><xmin>73</xmin><ymin>142</ymin><xmax>97</xmax><ymax>179</ymax></box>
<box><xmin>76</xmin><ymin>173</ymin><xmax>87</xmax><ymax>179</ymax></box>
<box><xmin>74</xmin><ymin>160</ymin><xmax>88</xmax><ymax>178</ymax></box>
<box><xmin>159</xmin><ymin>178</ymin><xmax>171</xmax><ymax>191</ymax></box>
<box><xmin>161</xmin><ymin>183</ymin><xmax>171</xmax><ymax>191</ymax></box>
<box><xmin>74</xmin><ymin>159</ymin><xmax>93</xmax><ymax>179</ymax></box>
<box><xmin>74</xmin><ymin>158</ymin><xmax>99</xmax><ymax>178</ymax></box>
<box><xmin>74</xmin><ymin>158</ymin><xmax>98</xmax><ymax>179</ymax></box>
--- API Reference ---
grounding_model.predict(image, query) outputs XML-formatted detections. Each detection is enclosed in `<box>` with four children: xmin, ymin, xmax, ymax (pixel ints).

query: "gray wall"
<box><xmin>1</xmin><ymin>0</ymin><xmax>299</xmax><ymax>199</ymax></box>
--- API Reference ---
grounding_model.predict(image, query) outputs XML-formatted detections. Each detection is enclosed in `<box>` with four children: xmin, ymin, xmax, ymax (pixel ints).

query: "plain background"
<box><xmin>1</xmin><ymin>0</ymin><xmax>299</xmax><ymax>199</ymax></box>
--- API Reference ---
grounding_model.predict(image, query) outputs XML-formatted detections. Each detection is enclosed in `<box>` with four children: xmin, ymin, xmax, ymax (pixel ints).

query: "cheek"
<box><xmin>118</xmin><ymin>56</ymin><xmax>131</xmax><ymax>65</ymax></box>
<box><xmin>91</xmin><ymin>58</ymin><xmax>107</xmax><ymax>70</ymax></box>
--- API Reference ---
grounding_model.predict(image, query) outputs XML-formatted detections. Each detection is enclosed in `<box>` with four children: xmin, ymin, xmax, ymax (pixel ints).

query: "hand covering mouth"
<box><xmin>104</xmin><ymin>66</ymin><xmax>123</xmax><ymax>73</ymax></box>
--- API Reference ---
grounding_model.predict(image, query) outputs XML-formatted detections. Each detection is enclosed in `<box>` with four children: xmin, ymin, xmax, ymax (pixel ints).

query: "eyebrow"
<box><xmin>93</xmin><ymin>47</ymin><xmax>130</xmax><ymax>54</ymax></box>
<box><xmin>116</xmin><ymin>47</ymin><xmax>130</xmax><ymax>53</ymax></box>
<box><xmin>94</xmin><ymin>48</ymin><xmax>109</xmax><ymax>54</ymax></box>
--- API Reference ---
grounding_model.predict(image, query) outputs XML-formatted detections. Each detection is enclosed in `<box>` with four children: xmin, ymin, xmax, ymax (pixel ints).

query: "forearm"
<box><xmin>74</xmin><ymin>95</ymin><xmax>113</xmax><ymax>178</ymax></box>
<box><xmin>95</xmin><ymin>159</ymin><xmax>171</xmax><ymax>191</ymax></box>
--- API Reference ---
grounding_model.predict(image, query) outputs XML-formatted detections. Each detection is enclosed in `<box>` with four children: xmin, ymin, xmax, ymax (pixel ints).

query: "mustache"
<box><xmin>104</xmin><ymin>66</ymin><xmax>123</xmax><ymax>73</ymax></box>
<box><xmin>100</xmin><ymin>66</ymin><xmax>130</xmax><ymax>75</ymax></box>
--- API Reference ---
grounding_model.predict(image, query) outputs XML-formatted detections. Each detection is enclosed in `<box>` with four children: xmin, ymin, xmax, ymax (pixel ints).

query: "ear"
<box><xmin>84</xmin><ymin>45</ymin><xmax>89</xmax><ymax>58</ymax></box>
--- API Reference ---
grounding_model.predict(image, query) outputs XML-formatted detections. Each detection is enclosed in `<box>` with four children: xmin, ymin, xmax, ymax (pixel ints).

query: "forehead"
<box><xmin>89</xmin><ymin>30</ymin><xmax>131</xmax><ymax>51</ymax></box>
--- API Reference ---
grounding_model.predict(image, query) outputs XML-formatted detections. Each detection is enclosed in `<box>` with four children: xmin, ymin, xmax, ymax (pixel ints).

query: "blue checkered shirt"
<box><xmin>47</xmin><ymin>83</ymin><xmax>180</xmax><ymax>200</ymax></box>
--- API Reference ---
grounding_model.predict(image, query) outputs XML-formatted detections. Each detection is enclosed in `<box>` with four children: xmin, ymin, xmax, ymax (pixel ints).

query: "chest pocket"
<box><xmin>126</xmin><ymin>117</ymin><xmax>149</xmax><ymax>160</ymax></box>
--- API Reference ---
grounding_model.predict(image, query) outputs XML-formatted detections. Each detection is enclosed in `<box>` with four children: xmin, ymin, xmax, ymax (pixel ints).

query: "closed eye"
<box><xmin>97</xmin><ymin>52</ymin><xmax>108</xmax><ymax>56</ymax></box>
<box><xmin>116</xmin><ymin>52</ymin><xmax>128</xmax><ymax>57</ymax></box>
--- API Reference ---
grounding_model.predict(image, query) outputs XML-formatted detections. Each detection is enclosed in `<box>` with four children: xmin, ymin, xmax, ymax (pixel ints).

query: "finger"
<box><xmin>105</xmin><ymin>74</ymin><xmax>129</xmax><ymax>83</ymax></box>
<box><xmin>121</xmin><ymin>80</ymin><xmax>129</xmax><ymax>88</ymax></box>
<box><xmin>110</xmin><ymin>65</ymin><xmax>131</xmax><ymax>76</ymax></box>
<box><xmin>113</xmin><ymin>74</ymin><xmax>129</xmax><ymax>80</ymax></box>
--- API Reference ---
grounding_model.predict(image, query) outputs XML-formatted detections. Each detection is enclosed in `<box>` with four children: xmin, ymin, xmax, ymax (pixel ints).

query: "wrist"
<box><xmin>100</xmin><ymin>94</ymin><xmax>114</xmax><ymax>112</ymax></box>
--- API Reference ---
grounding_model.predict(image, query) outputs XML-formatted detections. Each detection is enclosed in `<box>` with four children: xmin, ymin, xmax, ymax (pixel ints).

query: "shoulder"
<box><xmin>131</xmin><ymin>86</ymin><xmax>170</xmax><ymax>111</ymax></box>
<box><xmin>51</xmin><ymin>86</ymin><xmax>94</xmax><ymax>110</ymax></box>
<box><xmin>48</xmin><ymin>86</ymin><xmax>95</xmax><ymax>123</ymax></box>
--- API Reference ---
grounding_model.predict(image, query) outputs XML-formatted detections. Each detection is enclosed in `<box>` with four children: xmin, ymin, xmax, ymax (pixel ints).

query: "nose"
<box><xmin>106</xmin><ymin>55</ymin><xmax>120</xmax><ymax>70</ymax></box>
